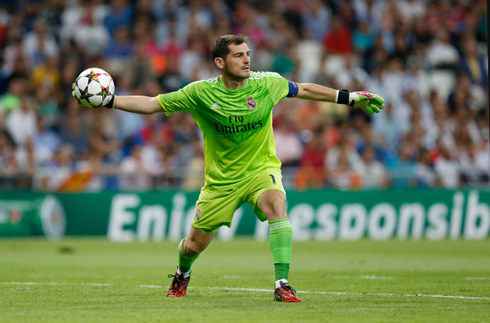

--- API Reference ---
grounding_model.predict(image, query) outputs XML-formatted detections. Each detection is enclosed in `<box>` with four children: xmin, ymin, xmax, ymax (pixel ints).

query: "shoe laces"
<box><xmin>279</xmin><ymin>282</ymin><xmax>297</xmax><ymax>295</ymax></box>
<box><xmin>168</xmin><ymin>273</ymin><xmax>187</xmax><ymax>287</ymax></box>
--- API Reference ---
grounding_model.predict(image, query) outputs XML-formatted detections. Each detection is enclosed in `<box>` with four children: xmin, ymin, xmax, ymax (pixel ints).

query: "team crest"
<box><xmin>246</xmin><ymin>96</ymin><xmax>256</xmax><ymax>110</ymax></box>
<box><xmin>195</xmin><ymin>208</ymin><xmax>202</xmax><ymax>221</ymax></box>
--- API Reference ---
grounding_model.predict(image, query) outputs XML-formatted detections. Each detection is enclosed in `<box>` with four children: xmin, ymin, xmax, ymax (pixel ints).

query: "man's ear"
<box><xmin>214</xmin><ymin>57</ymin><xmax>224</xmax><ymax>69</ymax></box>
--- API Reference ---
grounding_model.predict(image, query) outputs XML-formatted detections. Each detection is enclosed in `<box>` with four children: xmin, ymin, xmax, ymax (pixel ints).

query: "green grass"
<box><xmin>1</xmin><ymin>238</ymin><xmax>489</xmax><ymax>322</ymax></box>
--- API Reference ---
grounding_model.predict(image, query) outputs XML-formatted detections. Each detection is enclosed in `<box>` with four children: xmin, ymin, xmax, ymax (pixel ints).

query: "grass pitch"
<box><xmin>0</xmin><ymin>238</ymin><xmax>489</xmax><ymax>323</ymax></box>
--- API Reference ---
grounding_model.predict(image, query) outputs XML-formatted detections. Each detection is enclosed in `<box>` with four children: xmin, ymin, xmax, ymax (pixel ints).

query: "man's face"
<box><xmin>219</xmin><ymin>42</ymin><xmax>251</xmax><ymax>80</ymax></box>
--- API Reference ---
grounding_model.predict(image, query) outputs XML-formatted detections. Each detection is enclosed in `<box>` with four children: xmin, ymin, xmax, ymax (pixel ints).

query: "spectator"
<box><xmin>103</xmin><ymin>0</ymin><xmax>133</xmax><ymax>38</ymax></box>
<box><xmin>158</xmin><ymin>56</ymin><xmax>189</xmax><ymax>93</ymax></box>
<box><xmin>119</xmin><ymin>144</ymin><xmax>151</xmax><ymax>190</ymax></box>
<box><xmin>38</xmin><ymin>144</ymin><xmax>75</xmax><ymax>191</ymax></box>
<box><xmin>282</xmin><ymin>1</ymin><xmax>304</xmax><ymax>39</ymax></box>
<box><xmin>30</xmin><ymin>55</ymin><xmax>61</xmax><ymax>91</ymax></box>
<box><xmin>323</xmin><ymin>17</ymin><xmax>352</xmax><ymax>55</ymax></box>
<box><xmin>88</xmin><ymin>118</ymin><xmax>122</xmax><ymax>163</ymax></box>
<box><xmin>329</xmin><ymin>148</ymin><xmax>360</xmax><ymax>190</ymax></box>
<box><xmin>34</xmin><ymin>116</ymin><xmax>62</xmax><ymax>164</ymax></box>
<box><xmin>359</xmin><ymin>145</ymin><xmax>388</xmax><ymax>189</ymax></box>
<box><xmin>296</xmin><ymin>129</ymin><xmax>326</xmax><ymax>189</ymax></box>
<box><xmin>336</xmin><ymin>54</ymin><xmax>370</xmax><ymax>89</ymax></box>
<box><xmin>35</xmin><ymin>86</ymin><xmax>60</xmax><ymax>129</ymax></box>
<box><xmin>15</xmin><ymin>136</ymin><xmax>36</xmax><ymax>174</ymax></box>
<box><xmin>353</xmin><ymin>20</ymin><xmax>376</xmax><ymax>55</ymax></box>
<box><xmin>397</xmin><ymin>0</ymin><xmax>426</xmax><ymax>21</ymax></box>
<box><xmin>105</xmin><ymin>26</ymin><xmax>134</xmax><ymax>60</ymax></box>
<box><xmin>426</xmin><ymin>28</ymin><xmax>459</xmax><ymax>70</ymax></box>
<box><xmin>271</xmin><ymin>44</ymin><xmax>295</xmax><ymax>78</ymax></box>
<box><xmin>2</xmin><ymin>37</ymin><xmax>24</xmax><ymax>76</ymax></box>
<box><xmin>0</xmin><ymin>77</ymin><xmax>24</xmax><ymax>114</ymax></box>
<box><xmin>73</xmin><ymin>1</ymin><xmax>110</xmax><ymax>57</ymax></box>
<box><xmin>386</xmin><ymin>140</ymin><xmax>417</xmax><ymax>188</ymax></box>
<box><xmin>458</xmin><ymin>142</ymin><xmax>490</xmax><ymax>186</ymax></box>
<box><xmin>274</xmin><ymin>116</ymin><xmax>303</xmax><ymax>167</ymax></box>
<box><xmin>356</xmin><ymin>126</ymin><xmax>387</xmax><ymax>163</ymax></box>
<box><xmin>58</xmin><ymin>112</ymin><xmax>89</xmax><ymax>160</ymax></box>
<box><xmin>459</xmin><ymin>36</ymin><xmax>488</xmax><ymax>88</ymax></box>
<box><xmin>23</xmin><ymin>19</ymin><xmax>59</xmax><ymax>68</ymax></box>
<box><xmin>326</xmin><ymin>135</ymin><xmax>364</xmax><ymax>175</ymax></box>
<box><xmin>6</xmin><ymin>95</ymin><xmax>37</xmax><ymax>147</ymax></box>
<box><xmin>433</xmin><ymin>144</ymin><xmax>460</xmax><ymax>188</ymax></box>
<box><xmin>132</xmin><ymin>0</ymin><xmax>158</xmax><ymax>29</ymax></box>
<box><xmin>372</xmin><ymin>102</ymin><xmax>403</xmax><ymax>153</ymax></box>
<box><xmin>415</xmin><ymin>147</ymin><xmax>436</xmax><ymax>187</ymax></box>
<box><xmin>302</xmin><ymin>0</ymin><xmax>331</xmax><ymax>43</ymax></box>
<box><xmin>179</xmin><ymin>34</ymin><xmax>205</xmax><ymax>82</ymax></box>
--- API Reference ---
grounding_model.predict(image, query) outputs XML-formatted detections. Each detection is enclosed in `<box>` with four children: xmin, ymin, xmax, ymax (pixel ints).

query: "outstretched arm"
<box><xmin>72</xmin><ymin>83</ymin><xmax>163</xmax><ymax>114</ymax></box>
<box><xmin>296</xmin><ymin>83</ymin><xmax>338</xmax><ymax>102</ymax></box>
<box><xmin>113</xmin><ymin>96</ymin><xmax>163</xmax><ymax>114</ymax></box>
<box><xmin>295</xmin><ymin>83</ymin><xmax>385</xmax><ymax>115</ymax></box>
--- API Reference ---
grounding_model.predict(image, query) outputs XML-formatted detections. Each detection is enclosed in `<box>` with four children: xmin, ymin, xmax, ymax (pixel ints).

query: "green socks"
<box><xmin>177</xmin><ymin>220</ymin><xmax>292</xmax><ymax>282</ymax></box>
<box><xmin>269</xmin><ymin>219</ymin><xmax>292</xmax><ymax>281</ymax></box>
<box><xmin>178</xmin><ymin>238</ymin><xmax>199</xmax><ymax>276</ymax></box>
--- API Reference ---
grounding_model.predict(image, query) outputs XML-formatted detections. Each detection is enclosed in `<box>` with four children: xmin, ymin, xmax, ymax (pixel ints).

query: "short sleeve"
<box><xmin>156</xmin><ymin>82</ymin><xmax>200</xmax><ymax>116</ymax></box>
<box><xmin>264</xmin><ymin>73</ymin><xmax>289</xmax><ymax>105</ymax></box>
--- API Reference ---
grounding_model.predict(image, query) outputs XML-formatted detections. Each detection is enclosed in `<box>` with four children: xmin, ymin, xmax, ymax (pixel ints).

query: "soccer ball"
<box><xmin>74</xmin><ymin>67</ymin><xmax>115</xmax><ymax>107</ymax></box>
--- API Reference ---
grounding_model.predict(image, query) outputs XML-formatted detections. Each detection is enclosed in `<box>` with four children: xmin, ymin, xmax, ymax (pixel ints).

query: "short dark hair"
<box><xmin>211</xmin><ymin>34</ymin><xmax>248</xmax><ymax>60</ymax></box>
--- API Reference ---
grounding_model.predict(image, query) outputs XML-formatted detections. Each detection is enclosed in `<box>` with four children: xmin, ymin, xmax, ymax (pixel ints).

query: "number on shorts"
<box><xmin>269</xmin><ymin>174</ymin><xmax>276</xmax><ymax>185</ymax></box>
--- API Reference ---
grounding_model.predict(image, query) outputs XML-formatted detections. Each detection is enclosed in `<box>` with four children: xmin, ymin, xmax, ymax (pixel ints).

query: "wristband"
<box><xmin>336</xmin><ymin>89</ymin><xmax>350</xmax><ymax>105</ymax></box>
<box><xmin>105</xmin><ymin>95</ymin><xmax>115</xmax><ymax>109</ymax></box>
<box><xmin>287</xmin><ymin>81</ymin><xmax>299</xmax><ymax>97</ymax></box>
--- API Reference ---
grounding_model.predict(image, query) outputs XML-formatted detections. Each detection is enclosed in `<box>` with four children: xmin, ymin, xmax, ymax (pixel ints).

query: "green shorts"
<box><xmin>192</xmin><ymin>168</ymin><xmax>285</xmax><ymax>233</ymax></box>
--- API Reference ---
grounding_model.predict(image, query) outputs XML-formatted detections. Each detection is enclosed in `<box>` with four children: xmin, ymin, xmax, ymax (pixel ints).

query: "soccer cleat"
<box><xmin>274</xmin><ymin>281</ymin><xmax>301</xmax><ymax>302</ymax></box>
<box><xmin>167</xmin><ymin>272</ymin><xmax>190</xmax><ymax>297</ymax></box>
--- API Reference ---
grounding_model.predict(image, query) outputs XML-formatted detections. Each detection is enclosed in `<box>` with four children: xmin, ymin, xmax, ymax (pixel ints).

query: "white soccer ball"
<box><xmin>74</xmin><ymin>67</ymin><xmax>115</xmax><ymax>107</ymax></box>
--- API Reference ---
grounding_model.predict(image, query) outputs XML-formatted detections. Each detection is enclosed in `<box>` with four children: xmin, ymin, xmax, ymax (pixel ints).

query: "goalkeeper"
<box><xmin>73</xmin><ymin>35</ymin><xmax>384</xmax><ymax>302</ymax></box>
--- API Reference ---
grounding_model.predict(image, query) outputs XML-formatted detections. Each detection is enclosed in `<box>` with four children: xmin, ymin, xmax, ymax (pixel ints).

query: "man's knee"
<box><xmin>260</xmin><ymin>190</ymin><xmax>287</xmax><ymax>221</ymax></box>
<box><xmin>270</xmin><ymin>194</ymin><xmax>286</xmax><ymax>214</ymax></box>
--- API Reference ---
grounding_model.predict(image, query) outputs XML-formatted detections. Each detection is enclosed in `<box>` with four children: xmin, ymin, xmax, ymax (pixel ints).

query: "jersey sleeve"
<box><xmin>264</xmin><ymin>73</ymin><xmax>289</xmax><ymax>105</ymax></box>
<box><xmin>156</xmin><ymin>82</ymin><xmax>201</xmax><ymax>116</ymax></box>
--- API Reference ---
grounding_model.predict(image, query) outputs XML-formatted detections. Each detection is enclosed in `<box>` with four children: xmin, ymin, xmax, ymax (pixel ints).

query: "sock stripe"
<box><xmin>269</xmin><ymin>219</ymin><xmax>292</xmax><ymax>232</ymax></box>
<box><xmin>270</xmin><ymin>223</ymin><xmax>291</xmax><ymax>230</ymax></box>
<box><xmin>270</xmin><ymin>224</ymin><xmax>291</xmax><ymax>229</ymax></box>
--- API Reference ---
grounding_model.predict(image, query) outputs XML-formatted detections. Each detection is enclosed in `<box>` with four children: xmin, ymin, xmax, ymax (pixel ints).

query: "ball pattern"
<box><xmin>74</xmin><ymin>67</ymin><xmax>115</xmax><ymax>107</ymax></box>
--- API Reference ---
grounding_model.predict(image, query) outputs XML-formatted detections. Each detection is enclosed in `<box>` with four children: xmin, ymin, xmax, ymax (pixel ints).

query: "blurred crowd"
<box><xmin>0</xmin><ymin>0</ymin><xmax>488</xmax><ymax>191</ymax></box>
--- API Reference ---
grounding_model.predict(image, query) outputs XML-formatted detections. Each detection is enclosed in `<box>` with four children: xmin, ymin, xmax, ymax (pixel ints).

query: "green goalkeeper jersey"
<box><xmin>157</xmin><ymin>71</ymin><xmax>289</xmax><ymax>189</ymax></box>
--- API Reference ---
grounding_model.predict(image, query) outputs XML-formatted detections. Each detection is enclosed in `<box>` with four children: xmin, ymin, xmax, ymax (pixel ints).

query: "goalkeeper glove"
<box><xmin>336</xmin><ymin>89</ymin><xmax>384</xmax><ymax>115</ymax></box>
<box><xmin>72</xmin><ymin>83</ymin><xmax>115</xmax><ymax>109</ymax></box>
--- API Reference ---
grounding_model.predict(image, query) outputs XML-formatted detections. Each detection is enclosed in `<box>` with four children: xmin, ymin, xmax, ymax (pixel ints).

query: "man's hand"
<box><xmin>72</xmin><ymin>83</ymin><xmax>98</xmax><ymax>108</ymax></box>
<box><xmin>348</xmin><ymin>91</ymin><xmax>384</xmax><ymax>115</ymax></box>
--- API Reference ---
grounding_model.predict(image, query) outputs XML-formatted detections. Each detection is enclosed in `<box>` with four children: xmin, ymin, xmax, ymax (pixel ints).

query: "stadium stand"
<box><xmin>0</xmin><ymin>0</ymin><xmax>488</xmax><ymax>191</ymax></box>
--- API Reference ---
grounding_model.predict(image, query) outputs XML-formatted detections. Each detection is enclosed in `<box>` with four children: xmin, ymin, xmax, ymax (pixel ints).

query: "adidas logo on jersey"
<box><xmin>210</xmin><ymin>103</ymin><xmax>221</xmax><ymax>110</ymax></box>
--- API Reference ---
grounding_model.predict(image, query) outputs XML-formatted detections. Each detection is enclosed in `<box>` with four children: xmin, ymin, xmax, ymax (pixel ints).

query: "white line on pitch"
<box><xmin>359</xmin><ymin>275</ymin><xmax>393</xmax><ymax>280</ymax></box>
<box><xmin>2</xmin><ymin>282</ymin><xmax>489</xmax><ymax>300</ymax></box>
<box><xmin>203</xmin><ymin>287</ymin><xmax>490</xmax><ymax>300</ymax></box>
<box><xmin>295</xmin><ymin>275</ymin><xmax>394</xmax><ymax>280</ymax></box>
<box><xmin>2</xmin><ymin>282</ymin><xmax>111</xmax><ymax>286</ymax></box>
